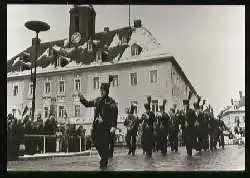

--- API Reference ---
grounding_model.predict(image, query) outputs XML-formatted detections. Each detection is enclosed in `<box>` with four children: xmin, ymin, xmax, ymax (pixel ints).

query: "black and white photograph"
<box><xmin>7</xmin><ymin>4</ymin><xmax>245</xmax><ymax>171</ymax></box>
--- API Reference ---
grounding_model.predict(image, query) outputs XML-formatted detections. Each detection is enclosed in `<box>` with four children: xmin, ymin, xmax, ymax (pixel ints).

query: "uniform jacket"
<box><xmin>80</xmin><ymin>95</ymin><xmax>118</xmax><ymax>129</ymax></box>
<box><xmin>124</xmin><ymin>114</ymin><xmax>139</xmax><ymax>133</ymax></box>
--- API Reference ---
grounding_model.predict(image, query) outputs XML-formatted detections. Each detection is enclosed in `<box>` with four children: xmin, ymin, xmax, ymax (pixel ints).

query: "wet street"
<box><xmin>7</xmin><ymin>145</ymin><xmax>245</xmax><ymax>171</ymax></box>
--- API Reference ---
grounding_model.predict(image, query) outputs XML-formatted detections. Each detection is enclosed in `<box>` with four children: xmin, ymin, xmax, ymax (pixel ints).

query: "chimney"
<box><xmin>239</xmin><ymin>91</ymin><xmax>242</xmax><ymax>99</ymax></box>
<box><xmin>104</xmin><ymin>27</ymin><xmax>109</xmax><ymax>32</ymax></box>
<box><xmin>134</xmin><ymin>20</ymin><xmax>142</xmax><ymax>28</ymax></box>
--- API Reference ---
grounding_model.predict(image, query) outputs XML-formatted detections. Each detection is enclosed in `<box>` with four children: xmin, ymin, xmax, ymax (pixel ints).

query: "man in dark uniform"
<box><xmin>78</xmin><ymin>76</ymin><xmax>118</xmax><ymax>169</ymax></box>
<box><xmin>208</xmin><ymin>107</ymin><xmax>218</xmax><ymax>151</ymax></box>
<box><xmin>124</xmin><ymin>104</ymin><xmax>140</xmax><ymax>156</ymax></box>
<box><xmin>108</xmin><ymin>102</ymin><xmax>118</xmax><ymax>158</ymax></box>
<box><xmin>141</xmin><ymin>96</ymin><xmax>155</xmax><ymax>158</ymax></box>
<box><xmin>218</xmin><ymin>116</ymin><xmax>229</xmax><ymax>149</ymax></box>
<box><xmin>200</xmin><ymin>101</ymin><xmax>210</xmax><ymax>151</ymax></box>
<box><xmin>182</xmin><ymin>92</ymin><xmax>196</xmax><ymax>158</ymax></box>
<box><xmin>193</xmin><ymin>101</ymin><xmax>202</xmax><ymax>153</ymax></box>
<box><xmin>169</xmin><ymin>105</ymin><xmax>179</xmax><ymax>152</ymax></box>
<box><xmin>157</xmin><ymin>99</ymin><xmax>170</xmax><ymax>156</ymax></box>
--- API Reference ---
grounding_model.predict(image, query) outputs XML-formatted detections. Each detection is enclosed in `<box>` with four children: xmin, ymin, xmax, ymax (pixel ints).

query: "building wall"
<box><xmin>222</xmin><ymin>112</ymin><xmax>245</xmax><ymax>131</ymax></box>
<box><xmin>7</xmin><ymin>59</ymin><xmax>197</xmax><ymax>125</ymax></box>
<box><xmin>7</xmin><ymin>80</ymin><xmax>25</xmax><ymax>115</ymax></box>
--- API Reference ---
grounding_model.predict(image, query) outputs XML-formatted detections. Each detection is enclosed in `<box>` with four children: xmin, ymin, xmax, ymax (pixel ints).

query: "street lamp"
<box><xmin>25</xmin><ymin>21</ymin><xmax>50</xmax><ymax>120</ymax></box>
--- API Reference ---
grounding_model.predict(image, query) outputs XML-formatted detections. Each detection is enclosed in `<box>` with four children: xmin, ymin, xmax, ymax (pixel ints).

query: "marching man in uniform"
<box><xmin>157</xmin><ymin>99</ymin><xmax>170</xmax><ymax>156</ymax></box>
<box><xmin>78</xmin><ymin>76</ymin><xmax>118</xmax><ymax>170</ymax></box>
<box><xmin>141</xmin><ymin>96</ymin><xmax>155</xmax><ymax>158</ymax></box>
<box><xmin>169</xmin><ymin>105</ymin><xmax>179</xmax><ymax>152</ymax></box>
<box><xmin>124</xmin><ymin>104</ymin><xmax>140</xmax><ymax>156</ymax></box>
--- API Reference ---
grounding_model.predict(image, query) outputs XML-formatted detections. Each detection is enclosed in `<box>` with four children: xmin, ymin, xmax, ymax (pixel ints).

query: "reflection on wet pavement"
<box><xmin>7</xmin><ymin>145</ymin><xmax>245</xmax><ymax>171</ymax></box>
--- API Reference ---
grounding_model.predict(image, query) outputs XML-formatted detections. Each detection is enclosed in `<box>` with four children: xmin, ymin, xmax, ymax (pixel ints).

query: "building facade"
<box><xmin>7</xmin><ymin>5</ymin><xmax>198</xmax><ymax>135</ymax></box>
<box><xmin>219</xmin><ymin>91</ymin><xmax>245</xmax><ymax>132</ymax></box>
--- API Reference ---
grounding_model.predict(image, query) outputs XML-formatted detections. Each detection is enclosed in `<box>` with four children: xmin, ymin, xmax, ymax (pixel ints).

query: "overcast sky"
<box><xmin>7</xmin><ymin>5</ymin><xmax>245</xmax><ymax>115</ymax></box>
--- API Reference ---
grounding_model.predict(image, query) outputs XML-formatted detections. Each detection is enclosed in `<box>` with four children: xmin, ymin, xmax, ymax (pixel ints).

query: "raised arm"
<box><xmin>78</xmin><ymin>92</ymin><xmax>96</xmax><ymax>107</ymax></box>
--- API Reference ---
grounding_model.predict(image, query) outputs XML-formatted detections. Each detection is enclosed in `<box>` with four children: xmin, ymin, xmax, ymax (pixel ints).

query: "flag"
<box><xmin>22</xmin><ymin>105</ymin><xmax>28</xmax><ymax>117</ymax></box>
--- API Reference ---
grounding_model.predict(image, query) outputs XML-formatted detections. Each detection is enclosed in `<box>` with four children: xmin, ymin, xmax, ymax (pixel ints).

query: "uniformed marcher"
<box><xmin>157</xmin><ymin>99</ymin><xmax>170</xmax><ymax>156</ymax></box>
<box><xmin>193</xmin><ymin>100</ymin><xmax>202</xmax><ymax>153</ymax></box>
<box><xmin>124</xmin><ymin>104</ymin><xmax>140</xmax><ymax>156</ymax></box>
<box><xmin>208</xmin><ymin>107</ymin><xmax>218</xmax><ymax>151</ymax></box>
<box><xmin>169</xmin><ymin>105</ymin><xmax>179</xmax><ymax>152</ymax></box>
<box><xmin>218</xmin><ymin>116</ymin><xmax>229</xmax><ymax>149</ymax></box>
<box><xmin>108</xmin><ymin>102</ymin><xmax>118</xmax><ymax>159</ymax></box>
<box><xmin>182</xmin><ymin>92</ymin><xmax>196</xmax><ymax>158</ymax></box>
<box><xmin>78</xmin><ymin>75</ymin><xmax>118</xmax><ymax>170</ymax></box>
<box><xmin>141</xmin><ymin>96</ymin><xmax>155</xmax><ymax>158</ymax></box>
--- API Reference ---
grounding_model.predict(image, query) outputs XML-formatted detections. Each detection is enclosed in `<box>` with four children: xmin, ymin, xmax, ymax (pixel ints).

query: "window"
<box><xmin>44</xmin><ymin>107</ymin><xmax>49</xmax><ymax>118</ymax></box>
<box><xmin>93</xmin><ymin>77</ymin><xmax>99</xmax><ymax>89</ymax></box>
<box><xmin>74</xmin><ymin>105</ymin><xmax>81</xmax><ymax>117</ymax></box>
<box><xmin>29</xmin><ymin>83</ymin><xmax>33</xmax><ymax>96</ymax></box>
<box><xmin>88</xmin><ymin>42</ymin><xmax>93</xmax><ymax>52</ymax></box>
<box><xmin>12</xmin><ymin>109</ymin><xmax>16</xmax><ymax>118</ymax></box>
<box><xmin>130</xmin><ymin>72</ymin><xmax>137</xmax><ymax>86</ymax></box>
<box><xmin>131</xmin><ymin>46</ymin><xmax>139</xmax><ymax>56</ymax></box>
<box><xmin>152</xmin><ymin>100</ymin><xmax>158</xmax><ymax>113</ymax></box>
<box><xmin>112</xmin><ymin>75</ymin><xmax>118</xmax><ymax>87</ymax></box>
<box><xmin>59</xmin><ymin>81</ymin><xmax>65</xmax><ymax>93</ymax></box>
<box><xmin>57</xmin><ymin>58</ymin><xmax>61</xmax><ymax>67</ymax></box>
<box><xmin>75</xmin><ymin>15</ymin><xmax>79</xmax><ymax>32</ymax></box>
<box><xmin>58</xmin><ymin>106</ymin><xmax>64</xmax><ymax>118</ymax></box>
<box><xmin>96</xmin><ymin>51</ymin><xmax>102</xmax><ymax>62</ymax></box>
<box><xmin>13</xmin><ymin>85</ymin><xmax>18</xmax><ymax>96</ymax></box>
<box><xmin>74</xmin><ymin>79</ymin><xmax>81</xmax><ymax>91</ymax></box>
<box><xmin>130</xmin><ymin>101</ymin><xmax>138</xmax><ymax>114</ymax></box>
<box><xmin>150</xmin><ymin>70</ymin><xmax>157</xmax><ymax>83</ymax></box>
<box><xmin>45</xmin><ymin>82</ymin><xmax>51</xmax><ymax>94</ymax></box>
<box><xmin>122</xmin><ymin>37</ymin><xmax>127</xmax><ymax>45</ymax></box>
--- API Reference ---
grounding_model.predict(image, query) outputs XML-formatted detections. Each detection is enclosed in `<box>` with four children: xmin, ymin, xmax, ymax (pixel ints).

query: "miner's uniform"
<box><xmin>158</xmin><ymin>104</ymin><xmax>170</xmax><ymax>156</ymax></box>
<box><xmin>141</xmin><ymin>103</ymin><xmax>155</xmax><ymax>158</ymax></box>
<box><xmin>124</xmin><ymin>105</ymin><xmax>140</xmax><ymax>156</ymax></box>
<box><xmin>169</xmin><ymin>109</ymin><xmax>179</xmax><ymax>152</ymax></box>
<box><xmin>79</xmin><ymin>82</ymin><xmax>118</xmax><ymax>169</ymax></box>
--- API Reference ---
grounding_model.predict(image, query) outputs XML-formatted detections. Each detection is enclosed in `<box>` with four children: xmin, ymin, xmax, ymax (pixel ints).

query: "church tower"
<box><xmin>69</xmin><ymin>5</ymin><xmax>96</xmax><ymax>46</ymax></box>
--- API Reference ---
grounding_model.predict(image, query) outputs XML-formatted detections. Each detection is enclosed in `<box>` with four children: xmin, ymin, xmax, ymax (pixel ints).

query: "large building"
<box><xmin>7</xmin><ymin>5</ymin><xmax>198</xmax><ymax>134</ymax></box>
<box><xmin>219</xmin><ymin>91</ymin><xmax>245</xmax><ymax>132</ymax></box>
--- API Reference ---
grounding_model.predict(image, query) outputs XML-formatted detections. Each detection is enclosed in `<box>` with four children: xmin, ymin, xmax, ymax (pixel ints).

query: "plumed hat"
<box><xmin>147</xmin><ymin>96</ymin><xmax>151</xmax><ymax>105</ymax></box>
<box><xmin>197</xmin><ymin>96</ymin><xmax>201</xmax><ymax>105</ymax></box>
<box><xmin>183</xmin><ymin>100</ymin><xmax>189</xmax><ymax>106</ymax></box>
<box><xmin>163</xmin><ymin>99</ymin><xmax>167</xmax><ymax>106</ymax></box>
<box><xmin>100</xmin><ymin>75</ymin><xmax>114</xmax><ymax>93</ymax></box>
<box><xmin>193</xmin><ymin>103</ymin><xmax>200</xmax><ymax>109</ymax></box>
<box><xmin>130</xmin><ymin>104</ymin><xmax>136</xmax><ymax>113</ymax></box>
<box><xmin>144</xmin><ymin>103</ymin><xmax>150</xmax><ymax>110</ymax></box>
<box><xmin>170</xmin><ymin>108</ymin><xmax>175</xmax><ymax>113</ymax></box>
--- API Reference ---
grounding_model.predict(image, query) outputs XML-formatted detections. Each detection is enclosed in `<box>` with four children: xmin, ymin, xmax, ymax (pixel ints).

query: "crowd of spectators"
<box><xmin>7</xmin><ymin>113</ymin><xmax>92</xmax><ymax>161</ymax></box>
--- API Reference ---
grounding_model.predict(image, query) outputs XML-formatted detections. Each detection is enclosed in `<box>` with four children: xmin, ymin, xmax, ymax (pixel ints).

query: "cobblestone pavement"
<box><xmin>7</xmin><ymin>145</ymin><xmax>245</xmax><ymax>171</ymax></box>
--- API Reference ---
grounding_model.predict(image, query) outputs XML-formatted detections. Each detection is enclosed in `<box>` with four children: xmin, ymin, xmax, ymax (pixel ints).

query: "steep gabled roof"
<box><xmin>7</xmin><ymin>25</ymin><xmax>165</xmax><ymax>74</ymax></box>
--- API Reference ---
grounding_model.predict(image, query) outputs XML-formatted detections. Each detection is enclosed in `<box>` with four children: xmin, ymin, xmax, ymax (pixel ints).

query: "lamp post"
<box><xmin>25</xmin><ymin>21</ymin><xmax>50</xmax><ymax>120</ymax></box>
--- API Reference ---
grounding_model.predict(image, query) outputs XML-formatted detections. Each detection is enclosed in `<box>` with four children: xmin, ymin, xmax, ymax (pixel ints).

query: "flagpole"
<box><xmin>129</xmin><ymin>0</ymin><xmax>131</xmax><ymax>27</ymax></box>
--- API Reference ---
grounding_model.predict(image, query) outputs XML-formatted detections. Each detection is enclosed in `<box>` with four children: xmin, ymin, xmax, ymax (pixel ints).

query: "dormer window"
<box><xmin>122</xmin><ymin>37</ymin><xmax>127</xmax><ymax>45</ymax></box>
<box><xmin>96</xmin><ymin>51</ymin><xmax>102</xmax><ymax>62</ymax></box>
<box><xmin>87</xmin><ymin>41</ymin><xmax>93</xmax><ymax>52</ymax></box>
<box><xmin>56</xmin><ymin>57</ymin><xmax>61</xmax><ymax>67</ymax></box>
<box><xmin>131</xmin><ymin>43</ymin><xmax>142</xmax><ymax>56</ymax></box>
<box><xmin>131</xmin><ymin>46</ymin><xmax>138</xmax><ymax>56</ymax></box>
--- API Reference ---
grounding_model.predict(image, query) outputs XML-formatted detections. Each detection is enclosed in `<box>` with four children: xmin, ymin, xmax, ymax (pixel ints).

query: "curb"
<box><xmin>18</xmin><ymin>150</ymin><xmax>98</xmax><ymax>161</ymax></box>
